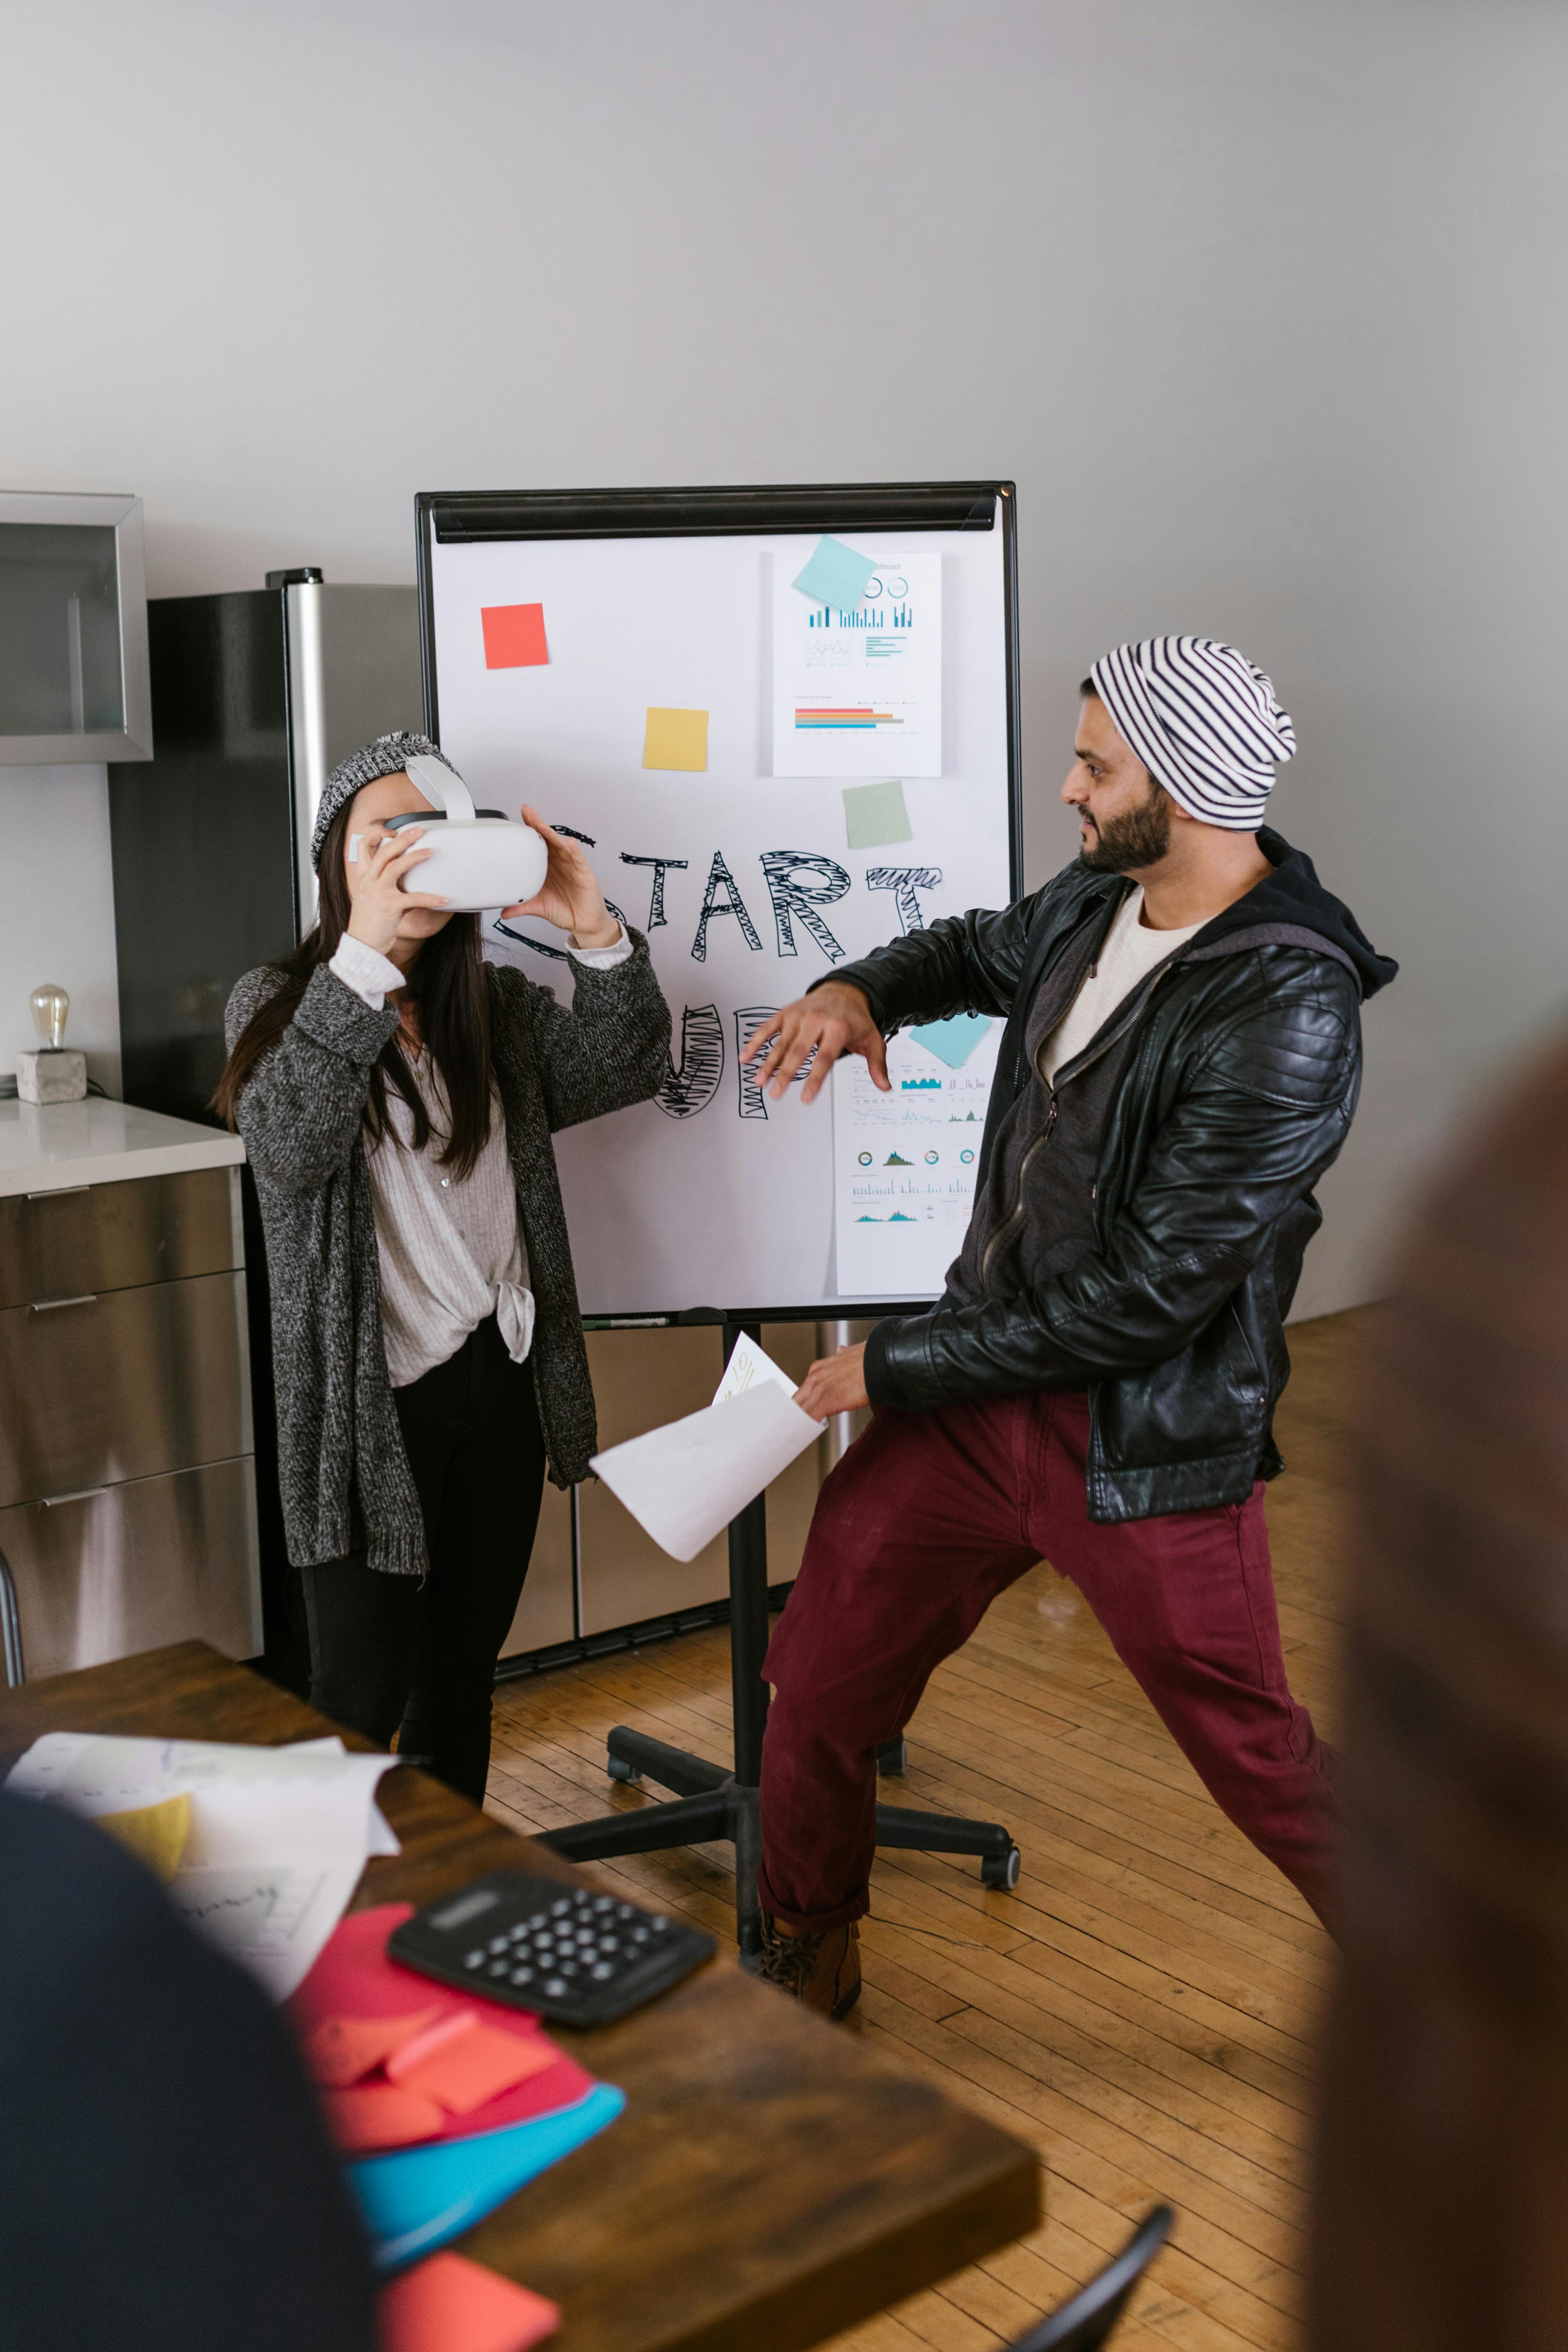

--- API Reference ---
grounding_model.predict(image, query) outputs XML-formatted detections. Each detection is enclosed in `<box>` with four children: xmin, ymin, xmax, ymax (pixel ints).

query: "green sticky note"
<box><xmin>842</xmin><ymin>779</ymin><xmax>912</xmax><ymax>851</ymax></box>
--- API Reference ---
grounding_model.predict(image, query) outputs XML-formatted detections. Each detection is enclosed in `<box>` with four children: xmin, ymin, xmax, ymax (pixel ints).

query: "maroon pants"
<box><xmin>759</xmin><ymin>1390</ymin><xmax>1337</xmax><ymax>1932</ymax></box>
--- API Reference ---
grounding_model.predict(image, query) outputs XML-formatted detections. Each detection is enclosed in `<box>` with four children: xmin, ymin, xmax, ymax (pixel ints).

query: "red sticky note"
<box><xmin>305</xmin><ymin>2007</ymin><xmax>441</xmax><ymax>2089</ymax></box>
<box><xmin>385</xmin><ymin>2009</ymin><xmax>557</xmax><ymax>2115</ymax></box>
<box><xmin>321</xmin><ymin>2082</ymin><xmax>446</xmax><ymax>2153</ymax></box>
<box><xmin>380</xmin><ymin>2252</ymin><xmax>560</xmax><ymax>2352</ymax></box>
<box><xmin>482</xmin><ymin>603</ymin><xmax>549</xmax><ymax>669</ymax></box>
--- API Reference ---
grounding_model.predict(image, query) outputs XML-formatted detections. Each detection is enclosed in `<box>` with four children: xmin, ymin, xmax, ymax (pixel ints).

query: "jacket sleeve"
<box><xmin>811</xmin><ymin>886</ymin><xmax>1054</xmax><ymax>1033</ymax></box>
<box><xmin>496</xmin><ymin>932</ymin><xmax>673</xmax><ymax>1135</ymax></box>
<box><xmin>225</xmin><ymin>964</ymin><xmax>397</xmax><ymax>1196</ymax></box>
<box><xmin>867</xmin><ymin>976</ymin><xmax>1360</xmax><ymax>1408</ymax></box>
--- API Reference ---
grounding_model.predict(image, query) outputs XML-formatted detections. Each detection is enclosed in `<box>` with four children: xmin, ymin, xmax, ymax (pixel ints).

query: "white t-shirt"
<box><xmin>1039</xmin><ymin>887</ymin><xmax>1202</xmax><ymax>1086</ymax></box>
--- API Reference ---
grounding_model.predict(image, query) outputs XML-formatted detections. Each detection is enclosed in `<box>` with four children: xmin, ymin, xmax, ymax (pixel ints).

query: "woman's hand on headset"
<box><xmin>503</xmin><ymin>809</ymin><xmax>622</xmax><ymax>950</ymax></box>
<box><xmin>344</xmin><ymin>824</ymin><xmax>446</xmax><ymax>958</ymax></box>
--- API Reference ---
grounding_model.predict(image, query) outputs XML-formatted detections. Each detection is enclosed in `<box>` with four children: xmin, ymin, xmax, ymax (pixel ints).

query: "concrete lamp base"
<box><xmin>18</xmin><ymin>1049</ymin><xmax>87</xmax><ymax>1106</ymax></box>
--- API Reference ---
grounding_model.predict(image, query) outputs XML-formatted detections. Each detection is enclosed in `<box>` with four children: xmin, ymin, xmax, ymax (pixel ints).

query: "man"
<box><xmin>743</xmin><ymin>635</ymin><xmax>1396</xmax><ymax>2018</ymax></box>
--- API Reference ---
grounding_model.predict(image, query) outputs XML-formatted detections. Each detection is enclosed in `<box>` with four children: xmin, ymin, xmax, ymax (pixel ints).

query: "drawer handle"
<box><xmin>41</xmin><ymin>1486</ymin><xmax>108</xmax><ymax>1508</ymax></box>
<box><xmin>29</xmin><ymin>1294</ymin><xmax>98</xmax><ymax>1313</ymax></box>
<box><xmin>25</xmin><ymin>1186</ymin><xmax>91</xmax><ymax>1200</ymax></box>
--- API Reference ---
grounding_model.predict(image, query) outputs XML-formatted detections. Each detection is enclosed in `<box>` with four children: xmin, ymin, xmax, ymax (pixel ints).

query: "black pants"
<box><xmin>299</xmin><ymin>1315</ymin><xmax>547</xmax><ymax>1805</ymax></box>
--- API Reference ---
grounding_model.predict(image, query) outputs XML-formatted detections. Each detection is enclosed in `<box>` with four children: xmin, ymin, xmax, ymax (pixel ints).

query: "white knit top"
<box><xmin>329</xmin><ymin>928</ymin><xmax>631</xmax><ymax>1388</ymax></box>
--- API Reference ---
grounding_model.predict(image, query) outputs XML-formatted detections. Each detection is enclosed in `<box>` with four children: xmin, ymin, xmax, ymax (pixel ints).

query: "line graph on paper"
<box><xmin>169</xmin><ymin>1866</ymin><xmax>326</xmax><ymax>1956</ymax></box>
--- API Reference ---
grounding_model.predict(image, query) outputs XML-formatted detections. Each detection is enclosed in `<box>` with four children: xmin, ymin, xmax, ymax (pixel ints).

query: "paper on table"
<box><xmin>7</xmin><ymin>1732</ymin><xmax>399</xmax><ymax>2001</ymax></box>
<box><xmin>290</xmin><ymin>1735</ymin><xmax>401</xmax><ymax>1856</ymax></box>
<box><xmin>711</xmin><ymin>1330</ymin><xmax>799</xmax><ymax>1408</ymax></box>
<box><xmin>591</xmin><ymin>1382</ymin><xmax>824</xmax><ymax>1562</ymax></box>
<box><xmin>379</xmin><ymin>2250</ymin><xmax>560</xmax><ymax>2352</ymax></box>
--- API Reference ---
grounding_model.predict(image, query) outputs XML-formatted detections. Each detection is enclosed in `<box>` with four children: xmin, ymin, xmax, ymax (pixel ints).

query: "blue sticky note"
<box><xmin>792</xmin><ymin>534</ymin><xmax>877</xmax><ymax>610</ymax></box>
<box><xmin>911</xmin><ymin>1013</ymin><xmax>992</xmax><ymax>1071</ymax></box>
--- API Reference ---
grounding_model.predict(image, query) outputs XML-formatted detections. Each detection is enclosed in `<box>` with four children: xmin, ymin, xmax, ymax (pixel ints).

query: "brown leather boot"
<box><xmin>757</xmin><ymin>1917</ymin><xmax>862</xmax><ymax>2019</ymax></box>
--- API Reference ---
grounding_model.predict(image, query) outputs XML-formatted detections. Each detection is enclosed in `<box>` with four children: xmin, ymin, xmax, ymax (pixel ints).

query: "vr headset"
<box><xmin>348</xmin><ymin>754</ymin><xmax>549</xmax><ymax>911</ymax></box>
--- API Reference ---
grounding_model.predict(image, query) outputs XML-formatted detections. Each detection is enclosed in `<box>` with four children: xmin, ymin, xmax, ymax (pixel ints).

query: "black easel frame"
<box><xmin>417</xmin><ymin>482</ymin><xmax>1025</xmax><ymax>1948</ymax></box>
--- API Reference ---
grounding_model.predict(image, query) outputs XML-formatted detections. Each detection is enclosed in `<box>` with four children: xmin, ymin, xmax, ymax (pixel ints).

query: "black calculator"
<box><xmin>388</xmin><ymin>1868</ymin><xmax>717</xmax><ymax>2028</ymax></box>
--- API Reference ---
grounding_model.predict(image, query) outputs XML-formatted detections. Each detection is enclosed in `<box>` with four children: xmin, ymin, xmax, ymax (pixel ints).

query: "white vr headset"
<box><xmin>347</xmin><ymin>754</ymin><xmax>549</xmax><ymax>911</ymax></box>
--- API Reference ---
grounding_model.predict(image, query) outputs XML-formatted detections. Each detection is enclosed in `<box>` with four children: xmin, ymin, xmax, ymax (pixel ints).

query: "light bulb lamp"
<box><xmin>18</xmin><ymin>982</ymin><xmax>87</xmax><ymax>1105</ymax></box>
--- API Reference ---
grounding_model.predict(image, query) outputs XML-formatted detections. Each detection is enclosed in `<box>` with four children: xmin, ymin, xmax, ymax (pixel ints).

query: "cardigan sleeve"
<box><xmin>491</xmin><ymin>933</ymin><xmax>672</xmax><ymax>1134</ymax></box>
<box><xmin>226</xmin><ymin>963</ymin><xmax>398</xmax><ymax>1195</ymax></box>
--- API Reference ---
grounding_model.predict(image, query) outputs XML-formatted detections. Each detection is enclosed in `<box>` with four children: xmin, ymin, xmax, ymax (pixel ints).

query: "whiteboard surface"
<box><xmin>428</xmin><ymin>514</ymin><xmax>1013</xmax><ymax>1315</ymax></box>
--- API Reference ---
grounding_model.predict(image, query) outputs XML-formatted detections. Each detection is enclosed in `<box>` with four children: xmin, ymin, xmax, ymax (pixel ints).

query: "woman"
<box><xmin>216</xmin><ymin>731</ymin><xmax>670</xmax><ymax>1802</ymax></box>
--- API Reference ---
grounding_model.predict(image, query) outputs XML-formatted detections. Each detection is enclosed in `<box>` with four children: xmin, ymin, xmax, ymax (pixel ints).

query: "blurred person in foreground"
<box><xmin>1312</xmin><ymin>1031</ymin><xmax>1568</xmax><ymax>2345</ymax></box>
<box><xmin>0</xmin><ymin>1784</ymin><xmax>375</xmax><ymax>2352</ymax></box>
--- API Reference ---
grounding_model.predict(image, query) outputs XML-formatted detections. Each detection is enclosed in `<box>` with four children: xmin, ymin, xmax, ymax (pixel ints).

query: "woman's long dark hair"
<box><xmin>212</xmin><ymin>799</ymin><xmax>494</xmax><ymax>1177</ymax></box>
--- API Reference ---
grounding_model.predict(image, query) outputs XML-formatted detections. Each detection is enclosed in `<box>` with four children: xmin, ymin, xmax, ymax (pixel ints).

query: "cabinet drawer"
<box><xmin>0</xmin><ymin>1455</ymin><xmax>261</xmax><ymax>1680</ymax></box>
<box><xmin>0</xmin><ymin>1272</ymin><xmax>252</xmax><ymax>1509</ymax></box>
<box><xmin>0</xmin><ymin>1166</ymin><xmax>242</xmax><ymax>1311</ymax></box>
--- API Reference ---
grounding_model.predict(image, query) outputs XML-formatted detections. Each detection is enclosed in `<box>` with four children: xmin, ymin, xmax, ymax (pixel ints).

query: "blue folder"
<box><xmin>348</xmin><ymin>2081</ymin><xmax>626</xmax><ymax>2273</ymax></box>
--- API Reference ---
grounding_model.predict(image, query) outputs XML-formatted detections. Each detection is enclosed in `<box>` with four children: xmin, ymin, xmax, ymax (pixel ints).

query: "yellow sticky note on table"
<box><xmin>643</xmin><ymin>707</ymin><xmax>708</xmax><ymax>772</ymax></box>
<box><xmin>97</xmin><ymin>1791</ymin><xmax>192</xmax><ymax>1882</ymax></box>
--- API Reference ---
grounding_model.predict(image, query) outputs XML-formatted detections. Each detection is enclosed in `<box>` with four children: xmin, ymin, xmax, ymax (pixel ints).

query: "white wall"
<box><xmin>6</xmin><ymin>0</ymin><xmax>1567</xmax><ymax>1309</ymax></box>
<box><xmin>0</xmin><ymin>768</ymin><xmax>121</xmax><ymax>1097</ymax></box>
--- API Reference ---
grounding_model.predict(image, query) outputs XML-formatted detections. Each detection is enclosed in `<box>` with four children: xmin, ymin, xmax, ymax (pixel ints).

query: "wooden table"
<box><xmin>0</xmin><ymin>1642</ymin><xmax>1039</xmax><ymax>2352</ymax></box>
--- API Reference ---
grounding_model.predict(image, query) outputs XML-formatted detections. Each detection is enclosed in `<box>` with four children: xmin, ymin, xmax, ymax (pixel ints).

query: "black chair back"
<box><xmin>1006</xmin><ymin>2206</ymin><xmax>1173</xmax><ymax>2351</ymax></box>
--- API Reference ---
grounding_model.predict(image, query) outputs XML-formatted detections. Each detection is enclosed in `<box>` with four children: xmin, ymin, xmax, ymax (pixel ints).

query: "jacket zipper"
<box><xmin>980</xmin><ymin>963</ymin><xmax>1179</xmax><ymax>1289</ymax></box>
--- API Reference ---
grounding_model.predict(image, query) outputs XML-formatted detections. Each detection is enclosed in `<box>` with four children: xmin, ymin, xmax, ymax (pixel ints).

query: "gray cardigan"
<box><xmin>226</xmin><ymin>941</ymin><xmax>671</xmax><ymax>1577</ymax></box>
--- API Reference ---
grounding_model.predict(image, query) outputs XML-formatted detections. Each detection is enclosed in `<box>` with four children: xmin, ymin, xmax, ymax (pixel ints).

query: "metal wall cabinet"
<box><xmin>0</xmin><ymin>491</ymin><xmax>153</xmax><ymax>763</ymax></box>
<box><xmin>0</xmin><ymin>1166</ymin><xmax>261</xmax><ymax>1679</ymax></box>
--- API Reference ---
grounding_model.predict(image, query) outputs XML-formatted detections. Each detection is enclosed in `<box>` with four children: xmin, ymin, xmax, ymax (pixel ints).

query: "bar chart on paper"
<box><xmin>833</xmin><ymin>1017</ymin><xmax>1000</xmax><ymax>1296</ymax></box>
<box><xmin>773</xmin><ymin>550</ymin><xmax>943</xmax><ymax>776</ymax></box>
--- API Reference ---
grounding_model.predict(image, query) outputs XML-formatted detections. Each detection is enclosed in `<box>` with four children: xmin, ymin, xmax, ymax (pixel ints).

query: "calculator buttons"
<box><xmin>510</xmin><ymin>1966</ymin><xmax>534</xmax><ymax>1987</ymax></box>
<box><xmin>464</xmin><ymin>1949</ymin><xmax>486</xmax><ymax>1969</ymax></box>
<box><xmin>543</xmin><ymin>1977</ymin><xmax>568</xmax><ymax>1998</ymax></box>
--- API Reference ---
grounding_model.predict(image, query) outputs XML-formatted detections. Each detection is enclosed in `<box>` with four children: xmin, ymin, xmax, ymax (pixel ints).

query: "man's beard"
<box><xmin>1077</xmin><ymin>782</ymin><xmax>1172</xmax><ymax>873</ymax></box>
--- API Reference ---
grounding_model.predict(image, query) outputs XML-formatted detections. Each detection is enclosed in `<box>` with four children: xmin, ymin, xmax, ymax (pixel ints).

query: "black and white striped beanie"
<box><xmin>1088</xmin><ymin>637</ymin><xmax>1295</xmax><ymax>832</ymax></box>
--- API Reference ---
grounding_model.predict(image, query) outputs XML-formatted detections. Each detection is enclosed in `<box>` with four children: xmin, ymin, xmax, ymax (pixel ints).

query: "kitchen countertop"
<box><xmin>0</xmin><ymin>1097</ymin><xmax>245</xmax><ymax>1198</ymax></box>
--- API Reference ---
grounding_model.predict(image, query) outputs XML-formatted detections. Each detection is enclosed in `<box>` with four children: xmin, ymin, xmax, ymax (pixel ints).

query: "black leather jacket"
<box><xmin>829</xmin><ymin>830</ymin><xmax>1396</xmax><ymax>1521</ymax></box>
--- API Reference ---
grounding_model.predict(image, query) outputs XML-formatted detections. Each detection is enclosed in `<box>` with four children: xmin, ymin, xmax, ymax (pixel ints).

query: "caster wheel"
<box><xmin>876</xmin><ymin>1739</ymin><xmax>907</xmax><ymax>1777</ymax></box>
<box><xmin>607</xmin><ymin>1757</ymin><xmax>642</xmax><ymax>1785</ymax></box>
<box><xmin>981</xmin><ymin>1844</ymin><xmax>1021</xmax><ymax>1892</ymax></box>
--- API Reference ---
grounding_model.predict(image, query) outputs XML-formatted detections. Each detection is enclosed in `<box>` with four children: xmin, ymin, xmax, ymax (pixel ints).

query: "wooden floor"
<box><xmin>486</xmin><ymin>1310</ymin><xmax>1364</xmax><ymax>2352</ymax></box>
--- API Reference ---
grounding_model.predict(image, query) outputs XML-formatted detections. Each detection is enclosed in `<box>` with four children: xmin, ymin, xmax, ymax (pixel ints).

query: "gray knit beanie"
<box><xmin>310</xmin><ymin>731</ymin><xmax>463</xmax><ymax>870</ymax></box>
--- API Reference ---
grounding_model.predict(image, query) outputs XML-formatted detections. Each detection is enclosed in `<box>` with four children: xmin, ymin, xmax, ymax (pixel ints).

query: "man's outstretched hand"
<box><xmin>741</xmin><ymin>982</ymin><xmax>889</xmax><ymax>1105</ymax></box>
<box><xmin>794</xmin><ymin>1342</ymin><xmax>870</xmax><ymax>1419</ymax></box>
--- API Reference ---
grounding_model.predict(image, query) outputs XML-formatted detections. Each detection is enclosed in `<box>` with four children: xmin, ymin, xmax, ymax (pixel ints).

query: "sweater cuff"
<box><xmin>567</xmin><ymin>921</ymin><xmax>633</xmax><ymax>969</ymax></box>
<box><xmin>296</xmin><ymin>961</ymin><xmax>400</xmax><ymax>1059</ymax></box>
<box><xmin>329</xmin><ymin>935</ymin><xmax>405</xmax><ymax>1007</ymax></box>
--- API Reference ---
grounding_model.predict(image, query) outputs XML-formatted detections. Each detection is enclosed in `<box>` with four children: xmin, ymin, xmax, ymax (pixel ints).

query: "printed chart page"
<box><xmin>832</xmin><ymin>1014</ymin><xmax>1000</xmax><ymax>1297</ymax></box>
<box><xmin>772</xmin><ymin>550</ymin><xmax>942</xmax><ymax>778</ymax></box>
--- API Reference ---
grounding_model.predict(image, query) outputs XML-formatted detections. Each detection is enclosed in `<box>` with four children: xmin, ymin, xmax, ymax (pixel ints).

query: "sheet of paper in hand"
<box><xmin>591</xmin><ymin>1381</ymin><xmax>824</xmax><ymax>1561</ymax></box>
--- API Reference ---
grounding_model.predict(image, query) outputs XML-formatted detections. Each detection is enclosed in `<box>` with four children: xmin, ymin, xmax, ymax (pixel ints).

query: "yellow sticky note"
<box><xmin>97</xmin><ymin>1791</ymin><xmax>192</xmax><ymax>1882</ymax></box>
<box><xmin>643</xmin><ymin>707</ymin><xmax>708</xmax><ymax>772</ymax></box>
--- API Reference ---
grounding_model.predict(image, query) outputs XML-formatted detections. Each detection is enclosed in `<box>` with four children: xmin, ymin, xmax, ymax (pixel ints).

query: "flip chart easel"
<box><xmin>416</xmin><ymin>484</ymin><xmax>1025</xmax><ymax>1950</ymax></box>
